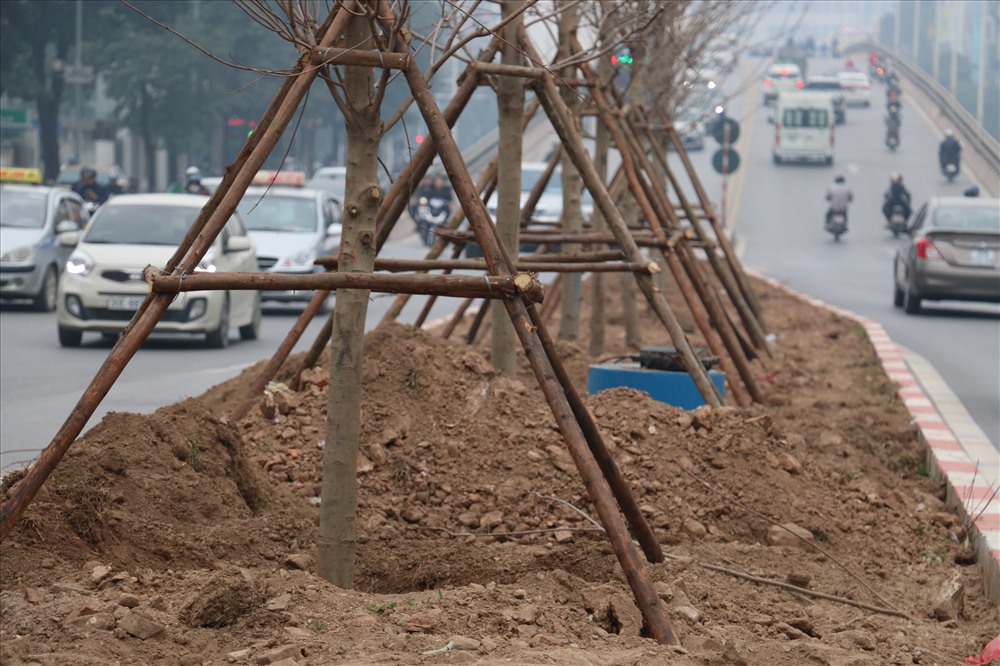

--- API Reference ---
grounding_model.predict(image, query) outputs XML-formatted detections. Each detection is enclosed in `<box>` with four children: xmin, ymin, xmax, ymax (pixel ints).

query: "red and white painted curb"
<box><xmin>752</xmin><ymin>273</ymin><xmax>1000</xmax><ymax>604</ymax></box>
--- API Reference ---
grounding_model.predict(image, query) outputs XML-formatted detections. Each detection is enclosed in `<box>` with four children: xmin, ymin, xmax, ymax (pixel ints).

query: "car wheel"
<box><xmin>206</xmin><ymin>295</ymin><xmax>231</xmax><ymax>348</ymax></box>
<box><xmin>773</xmin><ymin>154</ymin><xmax>781</xmax><ymax>165</ymax></box>
<box><xmin>239</xmin><ymin>294</ymin><xmax>261</xmax><ymax>341</ymax></box>
<box><xmin>903</xmin><ymin>276</ymin><xmax>922</xmax><ymax>314</ymax></box>
<box><xmin>893</xmin><ymin>276</ymin><xmax>904</xmax><ymax>307</ymax></box>
<box><xmin>58</xmin><ymin>325</ymin><xmax>82</xmax><ymax>347</ymax></box>
<box><xmin>33</xmin><ymin>266</ymin><xmax>58</xmax><ymax>312</ymax></box>
<box><xmin>825</xmin><ymin>157</ymin><xmax>834</xmax><ymax>166</ymax></box>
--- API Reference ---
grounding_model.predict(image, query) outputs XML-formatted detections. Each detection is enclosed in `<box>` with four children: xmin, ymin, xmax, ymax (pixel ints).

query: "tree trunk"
<box><xmin>490</xmin><ymin>0</ymin><xmax>525</xmax><ymax>376</ymax></box>
<box><xmin>32</xmin><ymin>22</ymin><xmax>66</xmax><ymax>183</ymax></box>
<box><xmin>557</xmin><ymin>1</ymin><xmax>582</xmax><ymax>342</ymax></box>
<box><xmin>140</xmin><ymin>85</ymin><xmax>157</xmax><ymax>193</ymax></box>
<box><xmin>317</xmin><ymin>12</ymin><xmax>383</xmax><ymax>589</ymax></box>
<box><xmin>588</xmin><ymin>47</ymin><xmax>612</xmax><ymax>356</ymax></box>
<box><xmin>620</xmin><ymin>190</ymin><xmax>641</xmax><ymax>348</ymax></box>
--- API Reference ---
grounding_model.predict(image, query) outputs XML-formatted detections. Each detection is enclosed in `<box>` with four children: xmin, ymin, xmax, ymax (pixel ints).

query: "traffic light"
<box><xmin>611</xmin><ymin>48</ymin><xmax>633</xmax><ymax>66</ymax></box>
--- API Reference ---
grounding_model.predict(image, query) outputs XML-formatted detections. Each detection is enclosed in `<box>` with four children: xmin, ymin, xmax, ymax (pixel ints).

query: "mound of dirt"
<box><xmin>1</xmin><ymin>274</ymin><xmax>997</xmax><ymax>665</ymax></box>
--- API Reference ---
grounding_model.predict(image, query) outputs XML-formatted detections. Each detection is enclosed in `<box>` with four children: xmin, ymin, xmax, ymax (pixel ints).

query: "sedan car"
<box><xmin>1</xmin><ymin>179</ymin><xmax>88</xmax><ymax>311</ymax></box>
<box><xmin>56</xmin><ymin>194</ymin><xmax>261</xmax><ymax>347</ymax></box>
<box><xmin>237</xmin><ymin>186</ymin><xmax>342</xmax><ymax>305</ymax></box>
<box><xmin>306</xmin><ymin>166</ymin><xmax>346</xmax><ymax>206</ymax></box>
<box><xmin>893</xmin><ymin>197</ymin><xmax>1000</xmax><ymax>314</ymax></box>
<box><xmin>836</xmin><ymin>71</ymin><xmax>871</xmax><ymax>106</ymax></box>
<box><xmin>762</xmin><ymin>63</ymin><xmax>804</xmax><ymax>105</ymax></box>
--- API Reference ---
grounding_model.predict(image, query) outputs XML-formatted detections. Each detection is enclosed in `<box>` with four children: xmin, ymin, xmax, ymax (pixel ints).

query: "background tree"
<box><xmin>0</xmin><ymin>0</ymin><xmax>76</xmax><ymax>182</ymax></box>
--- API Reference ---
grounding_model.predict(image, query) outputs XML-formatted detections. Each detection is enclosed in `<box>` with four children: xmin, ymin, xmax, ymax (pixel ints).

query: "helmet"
<box><xmin>80</xmin><ymin>167</ymin><xmax>96</xmax><ymax>179</ymax></box>
<box><xmin>891</xmin><ymin>172</ymin><xmax>902</xmax><ymax>183</ymax></box>
<box><xmin>944</xmin><ymin>129</ymin><xmax>954</xmax><ymax>137</ymax></box>
<box><xmin>964</xmin><ymin>184</ymin><xmax>980</xmax><ymax>197</ymax></box>
<box><xmin>185</xmin><ymin>166</ymin><xmax>202</xmax><ymax>182</ymax></box>
<box><xmin>835</xmin><ymin>175</ymin><xmax>845</xmax><ymax>183</ymax></box>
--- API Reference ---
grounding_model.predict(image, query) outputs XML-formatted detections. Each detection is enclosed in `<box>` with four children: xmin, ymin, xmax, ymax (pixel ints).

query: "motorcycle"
<box><xmin>412</xmin><ymin>196</ymin><xmax>451</xmax><ymax>246</ymax></box>
<box><xmin>942</xmin><ymin>158</ymin><xmax>960</xmax><ymax>183</ymax></box>
<box><xmin>886</xmin><ymin>126</ymin><xmax>900</xmax><ymax>151</ymax></box>
<box><xmin>825</xmin><ymin>209</ymin><xmax>848</xmax><ymax>242</ymax></box>
<box><xmin>886</xmin><ymin>204</ymin><xmax>908</xmax><ymax>237</ymax></box>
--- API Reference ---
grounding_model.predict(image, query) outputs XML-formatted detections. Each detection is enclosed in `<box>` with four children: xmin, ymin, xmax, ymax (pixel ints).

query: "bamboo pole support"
<box><xmin>661</xmin><ymin>126</ymin><xmax>767</xmax><ymax>324</ymax></box>
<box><xmin>465</xmin><ymin>299</ymin><xmax>491</xmax><ymax>344</ymax></box>
<box><xmin>398</xmin><ymin>33</ymin><xmax>676</xmax><ymax>645</ymax></box>
<box><xmin>0</xmin><ymin>4</ymin><xmax>358</xmax><ymax>543</ymax></box>
<box><xmin>146</xmin><ymin>269</ymin><xmax>542</xmax><ymax>302</ymax></box>
<box><xmin>522</xmin><ymin>36</ymin><xmax>721</xmax><ymax>407</ymax></box>
<box><xmin>294</xmin><ymin>307</ymin><xmax>334</xmax><ymax>390</ymax></box>
<box><xmin>441</xmin><ymin>297</ymin><xmax>474</xmax><ymax>340</ymax></box>
<box><xmin>608</xmin><ymin>107</ymin><xmax>761</xmax><ymax>405</ymax></box>
<box><xmin>315</xmin><ymin>257</ymin><xmax>650</xmax><ymax>274</ymax></box>
<box><xmin>650</xmin><ymin>123</ymin><xmax>771</xmax><ymax>357</ymax></box>
<box><xmin>312</xmin><ymin>46</ymin><xmax>410</xmax><ymax>69</ymax></box>
<box><xmin>526</xmin><ymin>304</ymin><xmax>664</xmax><ymax>563</ymax></box>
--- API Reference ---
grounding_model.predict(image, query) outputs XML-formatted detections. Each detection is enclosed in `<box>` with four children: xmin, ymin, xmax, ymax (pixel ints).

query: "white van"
<box><xmin>772</xmin><ymin>92</ymin><xmax>835</xmax><ymax>165</ymax></box>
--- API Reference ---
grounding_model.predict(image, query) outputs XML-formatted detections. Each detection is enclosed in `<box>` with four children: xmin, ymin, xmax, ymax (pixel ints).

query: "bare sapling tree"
<box><xmin>316</xmin><ymin>2</ymin><xmax>398</xmax><ymax>588</ymax></box>
<box><xmin>556</xmin><ymin>0</ymin><xmax>583</xmax><ymax>342</ymax></box>
<box><xmin>490</xmin><ymin>0</ymin><xmax>526</xmax><ymax>376</ymax></box>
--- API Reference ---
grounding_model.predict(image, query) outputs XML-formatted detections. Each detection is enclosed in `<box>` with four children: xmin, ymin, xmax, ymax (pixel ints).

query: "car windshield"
<box><xmin>238</xmin><ymin>195</ymin><xmax>317</xmax><ymax>233</ymax></box>
<box><xmin>0</xmin><ymin>190</ymin><xmax>47</xmax><ymax>228</ymax></box>
<box><xmin>782</xmin><ymin>109</ymin><xmax>829</xmax><ymax>128</ymax></box>
<box><xmin>807</xmin><ymin>82</ymin><xmax>840</xmax><ymax>90</ymax></box>
<box><xmin>84</xmin><ymin>204</ymin><xmax>200</xmax><ymax>245</ymax></box>
<box><xmin>933</xmin><ymin>206</ymin><xmax>1000</xmax><ymax>231</ymax></box>
<box><xmin>57</xmin><ymin>169</ymin><xmax>113</xmax><ymax>187</ymax></box>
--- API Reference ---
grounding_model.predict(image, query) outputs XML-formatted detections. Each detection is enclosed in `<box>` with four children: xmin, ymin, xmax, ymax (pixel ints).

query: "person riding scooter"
<box><xmin>882</xmin><ymin>173</ymin><xmax>912</xmax><ymax>228</ymax></box>
<box><xmin>939</xmin><ymin>129</ymin><xmax>961</xmax><ymax>177</ymax></box>
<box><xmin>825</xmin><ymin>175</ymin><xmax>852</xmax><ymax>229</ymax></box>
<box><xmin>183</xmin><ymin>166</ymin><xmax>210</xmax><ymax>195</ymax></box>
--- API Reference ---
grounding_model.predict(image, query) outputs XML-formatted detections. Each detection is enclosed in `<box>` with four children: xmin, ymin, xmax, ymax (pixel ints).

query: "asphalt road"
<box><xmin>719</xmin><ymin>55</ymin><xmax>1000</xmax><ymax>450</ymax></box>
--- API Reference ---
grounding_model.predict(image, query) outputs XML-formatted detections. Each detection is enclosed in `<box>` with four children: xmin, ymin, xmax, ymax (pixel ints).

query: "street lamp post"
<box><xmin>74</xmin><ymin>0</ymin><xmax>82</xmax><ymax>163</ymax></box>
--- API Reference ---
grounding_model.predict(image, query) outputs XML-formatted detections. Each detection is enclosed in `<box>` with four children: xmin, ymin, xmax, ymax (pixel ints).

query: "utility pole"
<box><xmin>912</xmin><ymin>0</ymin><xmax>921</xmax><ymax>65</ymax></box>
<box><xmin>892</xmin><ymin>0</ymin><xmax>901</xmax><ymax>50</ymax></box>
<box><xmin>976</xmin><ymin>0</ymin><xmax>987</xmax><ymax>122</ymax></box>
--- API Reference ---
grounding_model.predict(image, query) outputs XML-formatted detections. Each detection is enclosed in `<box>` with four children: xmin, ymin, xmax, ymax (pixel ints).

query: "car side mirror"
<box><xmin>225</xmin><ymin>235</ymin><xmax>253</xmax><ymax>253</ymax></box>
<box><xmin>55</xmin><ymin>220</ymin><xmax>77</xmax><ymax>234</ymax></box>
<box><xmin>326</xmin><ymin>223</ymin><xmax>343</xmax><ymax>237</ymax></box>
<box><xmin>58</xmin><ymin>231</ymin><xmax>79</xmax><ymax>247</ymax></box>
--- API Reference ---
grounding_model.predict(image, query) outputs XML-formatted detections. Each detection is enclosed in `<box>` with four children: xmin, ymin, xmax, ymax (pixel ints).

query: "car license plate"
<box><xmin>107</xmin><ymin>295</ymin><xmax>144</xmax><ymax>311</ymax></box>
<box><xmin>970</xmin><ymin>249</ymin><xmax>997</xmax><ymax>266</ymax></box>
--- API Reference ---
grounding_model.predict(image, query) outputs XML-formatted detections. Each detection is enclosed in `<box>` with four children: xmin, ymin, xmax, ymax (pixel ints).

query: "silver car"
<box><xmin>237</xmin><ymin>186</ymin><xmax>343</xmax><ymax>305</ymax></box>
<box><xmin>1</xmin><ymin>184</ymin><xmax>88</xmax><ymax>310</ymax></box>
<box><xmin>893</xmin><ymin>197</ymin><xmax>1000</xmax><ymax>314</ymax></box>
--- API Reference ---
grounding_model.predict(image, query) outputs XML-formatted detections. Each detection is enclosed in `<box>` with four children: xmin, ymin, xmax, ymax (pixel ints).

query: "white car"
<box><xmin>762</xmin><ymin>63</ymin><xmax>804</xmax><ymax>105</ymax></box>
<box><xmin>837</xmin><ymin>71</ymin><xmax>871</xmax><ymax>106</ymax></box>
<box><xmin>306</xmin><ymin>166</ymin><xmax>346</xmax><ymax>206</ymax></box>
<box><xmin>237</xmin><ymin>186</ymin><xmax>342</xmax><ymax>305</ymax></box>
<box><xmin>56</xmin><ymin>194</ymin><xmax>262</xmax><ymax>348</ymax></box>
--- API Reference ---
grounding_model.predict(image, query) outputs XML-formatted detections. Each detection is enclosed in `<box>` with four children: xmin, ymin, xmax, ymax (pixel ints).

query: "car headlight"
<box><xmin>65</xmin><ymin>249</ymin><xmax>94</xmax><ymax>277</ymax></box>
<box><xmin>280</xmin><ymin>248</ymin><xmax>317</xmax><ymax>269</ymax></box>
<box><xmin>1</xmin><ymin>245</ymin><xmax>37</xmax><ymax>264</ymax></box>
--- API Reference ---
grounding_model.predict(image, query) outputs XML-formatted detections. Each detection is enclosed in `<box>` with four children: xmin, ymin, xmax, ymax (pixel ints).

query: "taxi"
<box><xmin>0</xmin><ymin>167</ymin><xmax>89</xmax><ymax>311</ymax></box>
<box><xmin>235</xmin><ymin>170</ymin><xmax>343</xmax><ymax>307</ymax></box>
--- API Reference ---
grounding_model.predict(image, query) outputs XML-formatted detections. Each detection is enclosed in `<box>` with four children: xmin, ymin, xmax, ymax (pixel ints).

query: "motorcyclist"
<box><xmin>882</xmin><ymin>173</ymin><xmax>912</xmax><ymax>223</ymax></box>
<box><xmin>427</xmin><ymin>174</ymin><xmax>453</xmax><ymax>204</ymax></box>
<box><xmin>964</xmin><ymin>184</ymin><xmax>980</xmax><ymax>197</ymax></box>
<box><xmin>72</xmin><ymin>167</ymin><xmax>110</xmax><ymax>206</ymax></box>
<box><xmin>939</xmin><ymin>129</ymin><xmax>962</xmax><ymax>170</ymax></box>
<box><xmin>183</xmin><ymin>166</ymin><xmax>210</xmax><ymax>195</ymax></box>
<box><xmin>825</xmin><ymin>175</ymin><xmax>853</xmax><ymax>228</ymax></box>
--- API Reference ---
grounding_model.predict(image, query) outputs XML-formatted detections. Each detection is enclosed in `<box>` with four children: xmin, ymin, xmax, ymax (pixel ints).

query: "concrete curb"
<box><xmin>749</xmin><ymin>271</ymin><xmax>1000</xmax><ymax>604</ymax></box>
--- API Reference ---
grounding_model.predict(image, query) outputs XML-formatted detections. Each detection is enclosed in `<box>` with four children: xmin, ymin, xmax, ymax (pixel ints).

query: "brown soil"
<box><xmin>1</xmin><ymin>272</ymin><xmax>997</xmax><ymax>666</ymax></box>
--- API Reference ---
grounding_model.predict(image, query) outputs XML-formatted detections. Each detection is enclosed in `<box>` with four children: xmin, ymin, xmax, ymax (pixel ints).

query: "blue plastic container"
<box><xmin>587</xmin><ymin>364</ymin><xmax>726</xmax><ymax>410</ymax></box>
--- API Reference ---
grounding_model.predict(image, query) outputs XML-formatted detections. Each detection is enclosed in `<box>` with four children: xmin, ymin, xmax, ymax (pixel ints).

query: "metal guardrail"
<box><xmin>846</xmin><ymin>39</ymin><xmax>1000</xmax><ymax>177</ymax></box>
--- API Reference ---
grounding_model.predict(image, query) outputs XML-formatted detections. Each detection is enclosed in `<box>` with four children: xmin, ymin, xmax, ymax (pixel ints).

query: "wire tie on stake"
<box><xmin>484</xmin><ymin>275</ymin><xmax>493</xmax><ymax>294</ymax></box>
